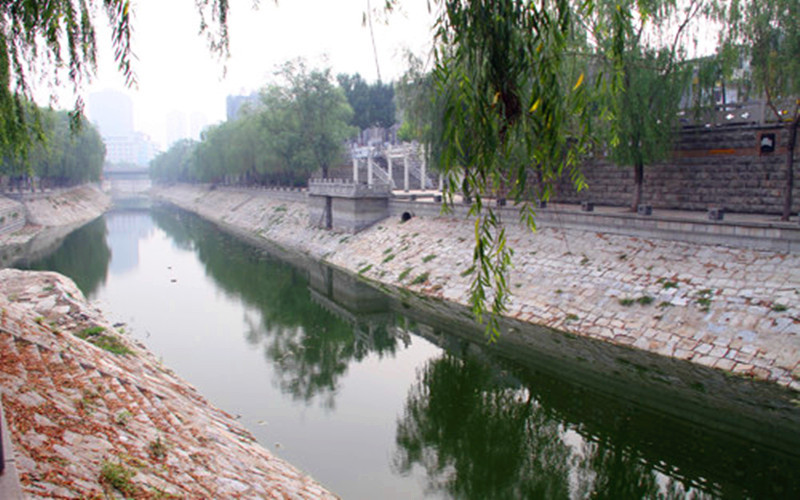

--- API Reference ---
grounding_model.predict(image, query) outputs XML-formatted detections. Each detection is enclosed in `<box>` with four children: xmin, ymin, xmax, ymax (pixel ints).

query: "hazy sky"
<box><xmin>79</xmin><ymin>0</ymin><xmax>437</xmax><ymax>149</ymax></box>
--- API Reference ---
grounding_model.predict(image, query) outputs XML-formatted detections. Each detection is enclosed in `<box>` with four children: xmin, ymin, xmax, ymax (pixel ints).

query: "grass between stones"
<box><xmin>75</xmin><ymin>326</ymin><xmax>134</xmax><ymax>356</ymax></box>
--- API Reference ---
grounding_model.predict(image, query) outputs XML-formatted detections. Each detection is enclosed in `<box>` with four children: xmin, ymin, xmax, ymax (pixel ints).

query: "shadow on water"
<box><xmin>18</xmin><ymin>205</ymin><xmax>800</xmax><ymax>498</ymax></box>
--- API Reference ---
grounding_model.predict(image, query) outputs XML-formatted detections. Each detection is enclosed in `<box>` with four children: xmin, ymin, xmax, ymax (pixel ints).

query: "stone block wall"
<box><xmin>536</xmin><ymin>123</ymin><xmax>798</xmax><ymax>214</ymax></box>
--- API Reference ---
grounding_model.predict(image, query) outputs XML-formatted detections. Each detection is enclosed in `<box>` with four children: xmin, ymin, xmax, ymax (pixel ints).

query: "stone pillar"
<box><xmin>353</xmin><ymin>157</ymin><xmax>359</xmax><ymax>183</ymax></box>
<box><xmin>387</xmin><ymin>154</ymin><xmax>393</xmax><ymax>190</ymax></box>
<box><xmin>438</xmin><ymin>173</ymin><xmax>443</xmax><ymax>192</ymax></box>
<box><xmin>420</xmin><ymin>146</ymin><xmax>427</xmax><ymax>191</ymax></box>
<box><xmin>404</xmin><ymin>154</ymin><xmax>410</xmax><ymax>192</ymax></box>
<box><xmin>368</xmin><ymin>152</ymin><xmax>374</xmax><ymax>186</ymax></box>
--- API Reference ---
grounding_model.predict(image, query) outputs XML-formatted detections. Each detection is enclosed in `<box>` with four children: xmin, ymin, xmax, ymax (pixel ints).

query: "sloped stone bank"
<box><xmin>0</xmin><ymin>185</ymin><xmax>111</xmax><ymax>267</ymax></box>
<box><xmin>154</xmin><ymin>184</ymin><xmax>800</xmax><ymax>392</ymax></box>
<box><xmin>0</xmin><ymin>269</ymin><xmax>337</xmax><ymax>498</ymax></box>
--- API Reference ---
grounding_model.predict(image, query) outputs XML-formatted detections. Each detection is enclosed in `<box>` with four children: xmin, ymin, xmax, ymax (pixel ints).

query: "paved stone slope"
<box><xmin>155</xmin><ymin>185</ymin><xmax>800</xmax><ymax>391</ymax></box>
<box><xmin>0</xmin><ymin>269</ymin><xmax>337</xmax><ymax>498</ymax></box>
<box><xmin>0</xmin><ymin>185</ymin><xmax>111</xmax><ymax>263</ymax></box>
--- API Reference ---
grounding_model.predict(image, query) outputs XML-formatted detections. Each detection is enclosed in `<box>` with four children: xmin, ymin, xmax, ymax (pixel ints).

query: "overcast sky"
<box><xmin>79</xmin><ymin>0</ymin><xmax>437</xmax><ymax>150</ymax></box>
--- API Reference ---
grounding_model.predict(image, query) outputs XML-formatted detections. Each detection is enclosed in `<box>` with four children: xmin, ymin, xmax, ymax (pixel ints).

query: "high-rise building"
<box><xmin>226</xmin><ymin>92</ymin><xmax>260</xmax><ymax>121</ymax></box>
<box><xmin>89</xmin><ymin>90</ymin><xmax>156</xmax><ymax>167</ymax></box>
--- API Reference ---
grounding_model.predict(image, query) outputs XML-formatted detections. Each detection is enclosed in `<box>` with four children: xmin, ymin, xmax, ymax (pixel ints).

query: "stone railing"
<box><xmin>308</xmin><ymin>178</ymin><xmax>391</xmax><ymax>198</ymax></box>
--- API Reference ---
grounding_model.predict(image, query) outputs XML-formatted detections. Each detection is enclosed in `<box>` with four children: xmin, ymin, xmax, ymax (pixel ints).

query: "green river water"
<box><xmin>14</xmin><ymin>207</ymin><xmax>800</xmax><ymax>499</ymax></box>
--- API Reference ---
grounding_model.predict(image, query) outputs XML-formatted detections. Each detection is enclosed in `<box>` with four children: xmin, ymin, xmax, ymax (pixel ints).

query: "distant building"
<box><xmin>104</xmin><ymin>132</ymin><xmax>158</xmax><ymax>167</ymax></box>
<box><xmin>89</xmin><ymin>90</ymin><xmax>156</xmax><ymax>167</ymax></box>
<box><xmin>226</xmin><ymin>92</ymin><xmax>260</xmax><ymax>121</ymax></box>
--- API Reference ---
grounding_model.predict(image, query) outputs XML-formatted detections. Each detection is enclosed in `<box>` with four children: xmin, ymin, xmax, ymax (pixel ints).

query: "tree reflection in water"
<box><xmin>151</xmin><ymin>208</ymin><xmax>401</xmax><ymax>408</ymax></box>
<box><xmin>394</xmin><ymin>352</ymin><xmax>724</xmax><ymax>499</ymax></box>
<box><xmin>150</xmin><ymin>208</ymin><xmax>798</xmax><ymax>499</ymax></box>
<box><xmin>16</xmin><ymin>215</ymin><xmax>110</xmax><ymax>296</ymax></box>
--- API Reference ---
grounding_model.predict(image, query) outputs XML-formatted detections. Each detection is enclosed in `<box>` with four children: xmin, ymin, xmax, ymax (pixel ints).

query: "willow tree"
<box><xmin>429</xmin><ymin>0</ymin><xmax>597</xmax><ymax>338</ymax></box>
<box><xmin>717</xmin><ymin>0</ymin><xmax>800</xmax><ymax>220</ymax></box>
<box><xmin>592</xmin><ymin>0</ymin><xmax>698</xmax><ymax>211</ymax></box>
<box><xmin>0</xmin><ymin>0</ymin><xmax>229</xmax><ymax>160</ymax></box>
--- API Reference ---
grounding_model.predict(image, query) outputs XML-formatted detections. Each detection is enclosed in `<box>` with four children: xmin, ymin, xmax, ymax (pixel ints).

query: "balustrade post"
<box><xmin>404</xmin><ymin>154</ymin><xmax>410</xmax><ymax>192</ymax></box>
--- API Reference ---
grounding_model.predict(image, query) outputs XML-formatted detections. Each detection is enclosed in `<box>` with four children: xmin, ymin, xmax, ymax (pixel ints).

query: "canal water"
<box><xmin>14</xmin><ymin>208</ymin><xmax>800</xmax><ymax>499</ymax></box>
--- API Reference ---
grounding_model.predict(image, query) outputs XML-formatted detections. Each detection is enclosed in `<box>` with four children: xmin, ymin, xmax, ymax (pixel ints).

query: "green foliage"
<box><xmin>716</xmin><ymin>0</ymin><xmax>800</xmax><ymax>220</ymax></box>
<box><xmin>155</xmin><ymin>60</ymin><xmax>356</xmax><ymax>185</ymax></box>
<box><xmin>1</xmin><ymin>107</ymin><xmax>105</xmax><ymax>184</ymax></box>
<box><xmin>149</xmin><ymin>139</ymin><xmax>197</xmax><ymax>183</ymax></box>
<box><xmin>411</xmin><ymin>272</ymin><xmax>430</xmax><ymax>285</ymax></box>
<box><xmin>75</xmin><ymin>326</ymin><xmax>134</xmax><ymax>356</ymax></box>
<box><xmin>431</xmin><ymin>0</ymin><xmax>596</xmax><ymax>340</ymax></box>
<box><xmin>398</xmin><ymin>267</ymin><xmax>413</xmax><ymax>281</ymax></box>
<box><xmin>0</xmin><ymin>1</ymin><xmax>132</xmax><ymax>158</ymax></box>
<box><xmin>592</xmin><ymin>0</ymin><xmax>696</xmax><ymax>210</ymax></box>
<box><xmin>395</xmin><ymin>54</ymin><xmax>440</xmax><ymax>143</ymax></box>
<box><xmin>337</xmin><ymin>73</ymin><xmax>396</xmax><ymax>130</ymax></box>
<box><xmin>100</xmin><ymin>459</ymin><xmax>137</xmax><ymax>496</ymax></box>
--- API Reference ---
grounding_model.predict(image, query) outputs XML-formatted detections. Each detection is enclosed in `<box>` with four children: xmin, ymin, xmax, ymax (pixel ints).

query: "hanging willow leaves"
<box><xmin>0</xmin><ymin>0</ymin><xmax>235</xmax><ymax>161</ymax></box>
<box><xmin>430</xmin><ymin>0</ymin><xmax>597</xmax><ymax>340</ymax></box>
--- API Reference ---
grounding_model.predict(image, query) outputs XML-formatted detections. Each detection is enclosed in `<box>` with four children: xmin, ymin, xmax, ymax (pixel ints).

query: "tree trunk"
<box><xmin>781</xmin><ymin>117</ymin><xmax>799</xmax><ymax>221</ymax></box>
<box><xmin>321</xmin><ymin>163</ymin><xmax>329</xmax><ymax>180</ymax></box>
<box><xmin>632</xmin><ymin>161</ymin><xmax>644</xmax><ymax>211</ymax></box>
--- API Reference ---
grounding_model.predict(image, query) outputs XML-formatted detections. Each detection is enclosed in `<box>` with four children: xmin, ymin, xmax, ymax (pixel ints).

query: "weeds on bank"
<box><xmin>100</xmin><ymin>460</ymin><xmax>136</xmax><ymax>496</ymax></box>
<box><xmin>148</xmin><ymin>436</ymin><xmax>169</xmax><ymax>462</ymax></box>
<box><xmin>75</xmin><ymin>326</ymin><xmax>134</xmax><ymax>356</ymax></box>
<box><xmin>411</xmin><ymin>272</ymin><xmax>430</xmax><ymax>285</ymax></box>
<box><xmin>656</xmin><ymin>277</ymin><xmax>679</xmax><ymax>289</ymax></box>
<box><xmin>115</xmin><ymin>410</ymin><xmax>132</xmax><ymax>427</ymax></box>
<box><xmin>619</xmin><ymin>295</ymin><xmax>654</xmax><ymax>307</ymax></box>
<box><xmin>398</xmin><ymin>267</ymin><xmax>413</xmax><ymax>282</ymax></box>
<box><xmin>695</xmin><ymin>289</ymin><xmax>714</xmax><ymax>312</ymax></box>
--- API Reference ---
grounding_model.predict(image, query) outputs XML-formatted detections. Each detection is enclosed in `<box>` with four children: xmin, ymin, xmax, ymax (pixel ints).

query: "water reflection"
<box><xmin>16</xmin><ymin>216</ymin><xmax>110</xmax><ymax>296</ymax></box>
<box><xmin>395</xmin><ymin>341</ymin><xmax>799</xmax><ymax>499</ymax></box>
<box><xmin>395</xmin><ymin>353</ymin><xmax>572</xmax><ymax>499</ymax></box>
<box><xmin>105</xmin><ymin>211</ymin><xmax>156</xmax><ymax>275</ymax></box>
<box><xmin>151</xmin><ymin>209</ymin><xmax>403</xmax><ymax>408</ymax></box>
<box><xmin>16</xmin><ymin>207</ymin><xmax>800</xmax><ymax>499</ymax></box>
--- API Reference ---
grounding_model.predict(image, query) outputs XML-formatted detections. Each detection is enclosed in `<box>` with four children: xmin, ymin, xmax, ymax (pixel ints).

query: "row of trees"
<box><xmin>1</xmin><ymin>106</ymin><xmax>105</xmax><ymax>189</ymax></box>
<box><xmin>151</xmin><ymin>62</ymin><xmax>399</xmax><ymax>185</ymax></box>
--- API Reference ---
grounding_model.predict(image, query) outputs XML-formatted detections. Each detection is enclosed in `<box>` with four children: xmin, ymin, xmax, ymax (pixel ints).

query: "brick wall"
<box><xmin>541</xmin><ymin>123</ymin><xmax>797</xmax><ymax>214</ymax></box>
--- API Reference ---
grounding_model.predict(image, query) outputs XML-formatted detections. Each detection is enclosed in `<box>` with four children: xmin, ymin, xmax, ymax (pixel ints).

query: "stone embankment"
<box><xmin>154</xmin><ymin>184</ymin><xmax>800</xmax><ymax>391</ymax></box>
<box><xmin>0</xmin><ymin>269</ymin><xmax>337</xmax><ymax>498</ymax></box>
<box><xmin>0</xmin><ymin>185</ymin><xmax>111</xmax><ymax>267</ymax></box>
